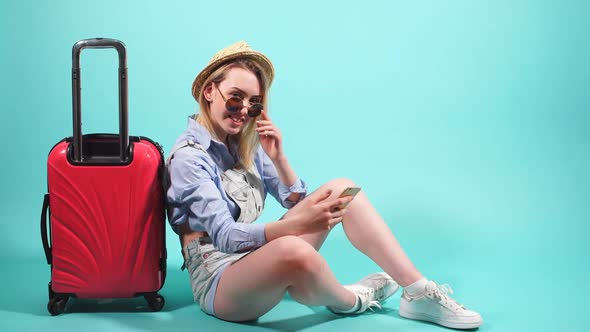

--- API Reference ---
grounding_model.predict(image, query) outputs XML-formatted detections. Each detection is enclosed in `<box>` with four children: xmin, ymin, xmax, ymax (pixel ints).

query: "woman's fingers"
<box><xmin>258</xmin><ymin>130</ymin><xmax>279</xmax><ymax>138</ymax></box>
<box><xmin>255</xmin><ymin>125</ymin><xmax>276</xmax><ymax>132</ymax></box>
<box><xmin>314</xmin><ymin>189</ymin><xmax>333</xmax><ymax>204</ymax></box>
<box><xmin>325</xmin><ymin>196</ymin><xmax>352</xmax><ymax>211</ymax></box>
<box><xmin>315</xmin><ymin>200</ymin><xmax>348</xmax><ymax>231</ymax></box>
<box><xmin>256</xmin><ymin>120</ymin><xmax>273</xmax><ymax>126</ymax></box>
<box><xmin>323</xmin><ymin>207</ymin><xmax>347</xmax><ymax>231</ymax></box>
<box><xmin>257</xmin><ymin>127</ymin><xmax>282</xmax><ymax>140</ymax></box>
<box><xmin>331</xmin><ymin>208</ymin><xmax>347</xmax><ymax>219</ymax></box>
<box><xmin>328</xmin><ymin>217</ymin><xmax>343</xmax><ymax>229</ymax></box>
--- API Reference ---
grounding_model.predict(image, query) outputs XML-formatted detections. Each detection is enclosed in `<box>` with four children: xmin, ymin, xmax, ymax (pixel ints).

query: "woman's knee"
<box><xmin>270</xmin><ymin>236</ymin><xmax>323</xmax><ymax>275</ymax></box>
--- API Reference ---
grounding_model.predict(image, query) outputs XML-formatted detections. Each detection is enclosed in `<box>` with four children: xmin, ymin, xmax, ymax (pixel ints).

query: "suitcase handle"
<box><xmin>71</xmin><ymin>38</ymin><xmax>129</xmax><ymax>163</ymax></box>
<box><xmin>41</xmin><ymin>194</ymin><xmax>52</xmax><ymax>265</ymax></box>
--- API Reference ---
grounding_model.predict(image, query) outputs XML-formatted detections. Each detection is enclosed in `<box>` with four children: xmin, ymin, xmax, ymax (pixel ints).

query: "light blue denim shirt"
<box><xmin>166</xmin><ymin>116</ymin><xmax>307</xmax><ymax>253</ymax></box>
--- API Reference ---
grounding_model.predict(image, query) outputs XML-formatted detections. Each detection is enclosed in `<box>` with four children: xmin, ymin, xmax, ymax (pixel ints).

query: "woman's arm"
<box><xmin>271</xmin><ymin>155</ymin><xmax>303</xmax><ymax>203</ymax></box>
<box><xmin>168</xmin><ymin>148</ymin><xmax>267</xmax><ymax>253</ymax></box>
<box><xmin>256</xmin><ymin>110</ymin><xmax>306</xmax><ymax>205</ymax></box>
<box><xmin>268</xmin><ymin>155</ymin><xmax>302</xmax><ymax>203</ymax></box>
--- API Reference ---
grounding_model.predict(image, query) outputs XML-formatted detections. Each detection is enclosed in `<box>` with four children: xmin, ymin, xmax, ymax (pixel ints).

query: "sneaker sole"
<box><xmin>399</xmin><ymin>308</ymin><xmax>483</xmax><ymax>329</ymax></box>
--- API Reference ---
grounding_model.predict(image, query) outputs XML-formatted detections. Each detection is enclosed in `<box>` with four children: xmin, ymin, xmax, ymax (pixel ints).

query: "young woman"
<box><xmin>165</xmin><ymin>41</ymin><xmax>482</xmax><ymax>329</ymax></box>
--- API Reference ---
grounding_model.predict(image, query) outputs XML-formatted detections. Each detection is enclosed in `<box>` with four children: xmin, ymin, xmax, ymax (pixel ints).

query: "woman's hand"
<box><xmin>264</xmin><ymin>190</ymin><xmax>354</xmax><ymax>241</ymax></box>
<box><xmin>286</xmin><ymin>190</ymin><xmax>353</xmax><ymax>234</ymax></box>
<box><xmin>256</xmin><ymin>110</ymin><xmax>283</xmax><ymax>161</ymax></box>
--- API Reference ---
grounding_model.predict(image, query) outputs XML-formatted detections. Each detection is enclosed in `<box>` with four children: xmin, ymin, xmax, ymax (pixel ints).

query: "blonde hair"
<box><xmin>196</xmin><ymin>59</ymin><xmax>270</xmax><ymax>170</ymax></box>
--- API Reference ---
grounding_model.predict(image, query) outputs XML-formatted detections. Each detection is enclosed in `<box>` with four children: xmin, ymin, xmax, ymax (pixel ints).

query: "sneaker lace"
<box><xmin>357</xmin><ymin>283</ymin><xmax>385</xmax><ymax>312</ymax></box>
<box><xmin>431</xmin><ymin>283</ymin><xmax>465</xmax><ymax>312</ymax></box>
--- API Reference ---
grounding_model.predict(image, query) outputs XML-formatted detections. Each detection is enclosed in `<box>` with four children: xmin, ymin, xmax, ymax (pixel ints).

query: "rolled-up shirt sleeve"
<box><xmin>167</xmin><ymin>150</ymin><xmax>267</xmax><ymax>253</ymax></box>
<box><xmin>260</xmin><ymin>150</ymin><xmax>307</xmax><ymax>209</ymax></box>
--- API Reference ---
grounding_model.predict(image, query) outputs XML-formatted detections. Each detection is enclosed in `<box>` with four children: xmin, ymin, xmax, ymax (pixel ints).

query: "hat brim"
<box><xmin>191</xmin><ymin>51</ymin><xmax>274</xmax><ymax>102</ymax></box>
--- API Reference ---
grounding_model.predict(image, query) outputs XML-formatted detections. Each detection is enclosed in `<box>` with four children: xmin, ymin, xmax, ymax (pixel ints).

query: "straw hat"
<box><xmin>191</xmin><ymin>41</ymin><xmax>275</xmax><ymax>102</ymax></box>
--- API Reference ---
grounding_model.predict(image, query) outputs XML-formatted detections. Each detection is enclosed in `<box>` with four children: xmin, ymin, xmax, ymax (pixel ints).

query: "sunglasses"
<box><xmin>215</xmin><ymin>85</ymin><xmax>264</xmax><ymax>117</ymax></box>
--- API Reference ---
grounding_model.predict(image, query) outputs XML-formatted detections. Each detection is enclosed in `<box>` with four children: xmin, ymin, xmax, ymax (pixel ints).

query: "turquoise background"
<box><xmin>1</xmin><ymin>0</ymin><xmax>588</xmax><ymax>331</ymax></box>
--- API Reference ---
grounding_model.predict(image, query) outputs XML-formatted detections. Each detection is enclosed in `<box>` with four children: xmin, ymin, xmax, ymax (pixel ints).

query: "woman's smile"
<box><xmin>226</xmin><ymin>113</ymin><xmax>246</xmax><ymax>127</ymax></box>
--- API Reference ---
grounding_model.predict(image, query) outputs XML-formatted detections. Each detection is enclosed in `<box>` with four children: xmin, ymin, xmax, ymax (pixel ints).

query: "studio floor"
<box><xmin>2</xmin><ymin>231</ymin><xmax>587</xmax><ymax>332</ymax></box>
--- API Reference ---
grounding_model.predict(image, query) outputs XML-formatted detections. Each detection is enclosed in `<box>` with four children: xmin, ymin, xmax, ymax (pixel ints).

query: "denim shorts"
<box><xmin>183</xmin><ymin>237</ymin><xmax>248</xmax><ymax>316</ymax></box>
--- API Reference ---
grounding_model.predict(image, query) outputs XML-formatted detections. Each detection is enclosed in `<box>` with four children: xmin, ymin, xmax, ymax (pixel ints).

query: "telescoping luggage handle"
<box><xmin>71</xmin><ymin>38</ymin><xmax>129</xmax><ymax>163</ymax></box>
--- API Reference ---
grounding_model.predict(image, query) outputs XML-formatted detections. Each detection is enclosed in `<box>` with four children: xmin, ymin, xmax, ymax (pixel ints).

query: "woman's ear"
<box><xmin>203</xmin><ymin>83</ymin><xmax>214</xmax><ymax>102</ymax></box>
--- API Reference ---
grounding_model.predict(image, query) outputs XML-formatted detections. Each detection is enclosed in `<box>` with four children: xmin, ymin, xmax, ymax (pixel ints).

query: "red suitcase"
<box><xmin>41</xmin><ymin>38</ymin><xmax>166</xmax><ymax>316</ymax></box>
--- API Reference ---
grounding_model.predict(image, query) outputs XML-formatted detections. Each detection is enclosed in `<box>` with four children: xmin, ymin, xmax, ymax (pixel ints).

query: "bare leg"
<box><xmin>293</xmin><ymin>178</ymin><xmax>423</xmax><ymax>287</ymax></box>
<box><xmin>213</xmin><ymin>236</ymin><xmax>356</xmax><ymax>322</ymax></box>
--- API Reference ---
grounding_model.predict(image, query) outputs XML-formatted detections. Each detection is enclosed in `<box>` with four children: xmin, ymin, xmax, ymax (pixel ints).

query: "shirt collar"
<box><xmin>186</xmin><ymin>114</ymin><xmax>239</xmax><ymax>155</ymax></box>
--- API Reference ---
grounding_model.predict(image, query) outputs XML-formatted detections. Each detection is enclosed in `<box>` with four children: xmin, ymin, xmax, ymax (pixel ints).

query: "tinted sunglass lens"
<box><xmin>225</xmin><ymin>97</ymin><xmax>243</xmax><ymax>113</ymax></box>
<box><xmin>248</xmin><ymin>104</ymin><xmax>263</xmax><ymax>117</ymax></box>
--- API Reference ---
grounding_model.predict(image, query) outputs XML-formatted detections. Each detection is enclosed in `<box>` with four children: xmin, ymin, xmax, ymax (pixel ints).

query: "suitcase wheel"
<box><xmin>48</xmin><ymin>296</ymin><xmax>68</xmax><ymax>316</ymax></box>
<box><xmin>47</xmin><ymin>282</ymin><xmax>69</xmax><ymax>316</ymax></box>
<box><xmin>144</xmin><ymin>293</ymin><xmax>165</xmax><ymax>312</ymax></box>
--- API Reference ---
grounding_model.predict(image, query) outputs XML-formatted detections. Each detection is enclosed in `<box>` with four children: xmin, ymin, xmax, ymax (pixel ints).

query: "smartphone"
<box><xmin>338</xmin><ymin>186</ymin><xmax>361</xmax><ymax>209</ymax></box>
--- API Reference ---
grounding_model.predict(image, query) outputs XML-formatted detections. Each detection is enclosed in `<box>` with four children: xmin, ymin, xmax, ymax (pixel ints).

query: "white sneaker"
<box><xmin>399</xmin><ymin>281</ymin><xmax>483</xmax><ymax>329</ymax></box>
<box><xmin>329</xmin><ymin>272</ymin><xmax>399</xmax><ymax>314</ymax></box>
